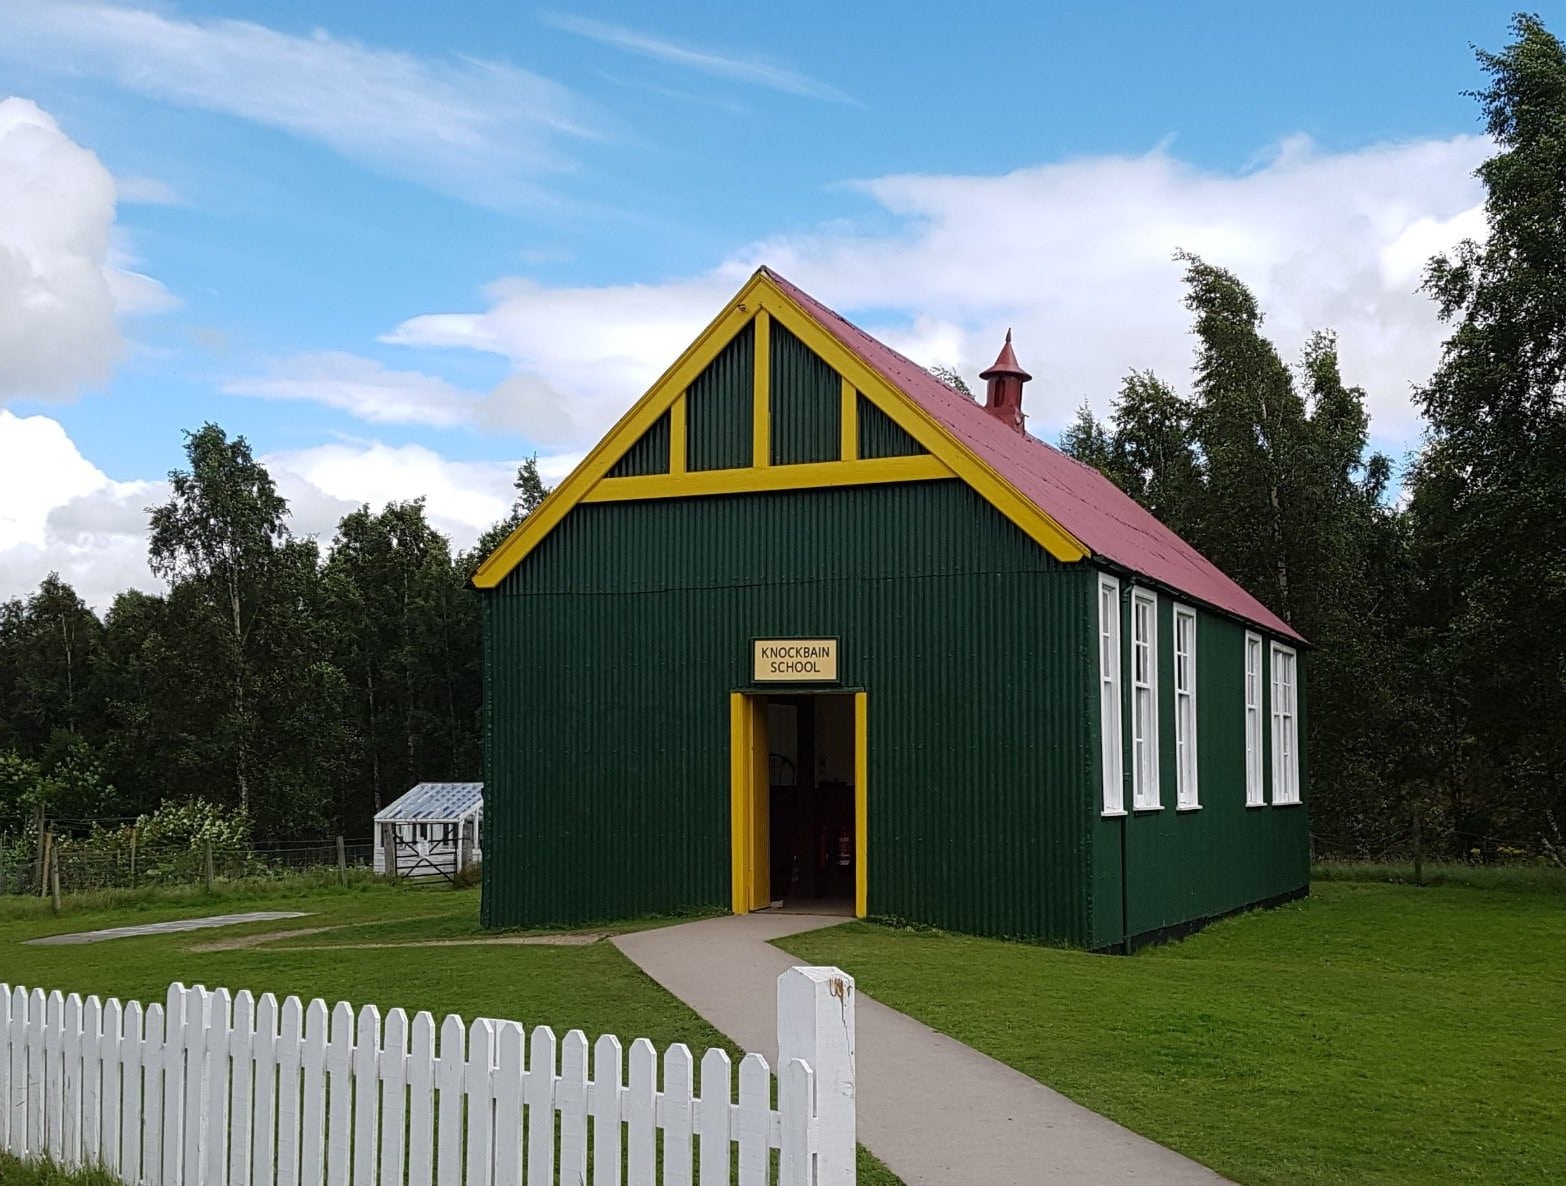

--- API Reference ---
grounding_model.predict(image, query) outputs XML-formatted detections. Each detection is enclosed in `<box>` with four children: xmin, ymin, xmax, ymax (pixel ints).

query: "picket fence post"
<box><xmin>777</xmin><ymin>965</ymin><xmax>858</xmax><ymax>1186</ymax></box>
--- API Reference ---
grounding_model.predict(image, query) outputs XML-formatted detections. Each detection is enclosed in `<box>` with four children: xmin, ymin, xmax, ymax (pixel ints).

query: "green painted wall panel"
<box><xmin>857</xmin><ymin>395</ymin><xmax>925</xmax><ymax>458</ymax></box>
<box><xmin>1087</xmin><ymin>592</ymin><xmax>1310</xmax><ymax>948</ymax></box>
<box><xmin>607</xmin><ymin>411</ymin><xmax>671</xmax><ymax>477</ymax></box>
<box><xmin>770</xmin><ymin>323</ymin><xmax>840</xmax><ymax>465</ymax></box>
<box><xmin>481</xmin><ymin>480</ymin><xmax>1098</xmax><ymax>942</ymax></box>
<box><xmin>687</xmin><ymin>321</ymin><xmax>754</xmax><ymax>471</ymax></box>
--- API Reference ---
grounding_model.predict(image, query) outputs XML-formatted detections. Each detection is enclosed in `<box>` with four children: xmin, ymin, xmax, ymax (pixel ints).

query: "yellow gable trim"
<box><xmin>472</xmin><ymin>269</ymin><xmax>1087</xmax><ymax>589</ymax></box>
<box><xmin>751</xmin><ymin>283</ymin><xmax>1089</xmax><ymax>563</ymax></box>
<box><xmin>470</xmin><ymin>284</ymin><xmax>763</xmax><ymax>588</ymax></box>
<box><xmin>585</xmin><ymin>455</ymin><xmax>950</xmax><ymax>502</ymax></box>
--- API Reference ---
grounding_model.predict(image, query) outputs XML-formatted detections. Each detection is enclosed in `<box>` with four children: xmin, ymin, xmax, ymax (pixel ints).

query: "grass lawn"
<box><xmin>782</xmin><ymin>879</ymin><xmax>1566</xmax><ymax>1186</ymax></box>
<box><xmin>1</xmin><ymin>881</ymin><xmax>900</xmax><ymax>1186</ymax></box>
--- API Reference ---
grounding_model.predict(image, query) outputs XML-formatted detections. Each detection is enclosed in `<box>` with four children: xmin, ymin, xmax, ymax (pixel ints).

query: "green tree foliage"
<box><xmin>148</xmin><ymin>424</ymin><xmax>290</xmax><ymax>818</ymax></box>
<box><xmin>324</xmin><ymin>500</ymin><xmax>480</xmax><ymax>821</ymax></box>
<box><xmin>463</xmin><ymin>455</ymin><xmax>555</xmax><ymax>579</ymax></box>
<box><xmin>1406</xmin><ymin>12</ymin><xmax>1566</xmax><ymax>857</ymax></box>
<box><xmin>1063</xmin><ymin>257</ymin><xmax>1413</xmax><ymax>853</ymax></box>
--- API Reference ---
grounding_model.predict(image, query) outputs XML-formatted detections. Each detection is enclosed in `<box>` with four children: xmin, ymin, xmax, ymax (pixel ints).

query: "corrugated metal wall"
<box><xmin>857</xmin><ymin>394</ymin><xmax>925</xmax><ymax>458</ymax></box>
<box><xmin>608</xmin><ymin>410</ymin><xmax>671</xmax><ymax>477</ymax></box>
<box><xmin>687</xmin><ymin>322</ymin><xmax>753</xmax><ymax>471</ymax></box>
<box><xmin>1088</xmin><ymin>592</ymin><xmax>1310</xmax><ymax>949</ymax></box>
<box><xmin>769</xmin><ymin>322</ymin><xmax>839</xmax><ymax>464</ymax></box>
<box><xmin>481</xmin><ymin>479</ymin><xmax>1099</xmax><ymax>942</ymax></box>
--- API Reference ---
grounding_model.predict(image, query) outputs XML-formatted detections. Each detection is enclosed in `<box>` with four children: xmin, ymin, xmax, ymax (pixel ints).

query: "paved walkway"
<box><xmin>24</xmin><ymin>911</ymin><xmax>310</xmax><ymax>945</ymax></box>
<box><xmin>614</xmin><ymin>912</ymin><xmax>1232</xmax><ymax>1186</ymax></box>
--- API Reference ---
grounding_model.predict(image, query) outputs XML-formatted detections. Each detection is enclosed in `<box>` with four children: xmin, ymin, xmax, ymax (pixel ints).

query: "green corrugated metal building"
<box><xmin>473</xmin><ymin>268</ymin><xmax>1309</xmax><ymax>949</ymax></box>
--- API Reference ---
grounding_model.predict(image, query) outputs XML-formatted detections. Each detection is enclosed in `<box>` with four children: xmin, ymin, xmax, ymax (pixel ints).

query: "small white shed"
<box><xmin>373</xmin><ymin>781</ymin><xmax>483</xmax><ymax>881</ymax></box>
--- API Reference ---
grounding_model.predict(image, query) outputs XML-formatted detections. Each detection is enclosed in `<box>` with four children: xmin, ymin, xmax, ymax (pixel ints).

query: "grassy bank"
<box><xmin>782</xmin><ymin>879</ymin><xmax>1565</xmax><ymax>1186</ymax></box>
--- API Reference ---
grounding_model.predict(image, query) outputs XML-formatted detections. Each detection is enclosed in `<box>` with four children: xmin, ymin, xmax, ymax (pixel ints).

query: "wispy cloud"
<box><xmin>540</xmin><ymin>12</ymin><xmax>855</xmax><ymax>104</ymax></box>
<box><xmin>0</xmin><ymin>2</ymin><xmax>598</xmax><ymax>208</ymax></box>
<box><xmin>223</xmin><ymin>352</ymin><xmax>478</xmax><ymax>428</ymax></box>
<box><xmin>387</xmin><ymin>135</ymin><xmax>1491</xmax><ymax>453</ymax></box>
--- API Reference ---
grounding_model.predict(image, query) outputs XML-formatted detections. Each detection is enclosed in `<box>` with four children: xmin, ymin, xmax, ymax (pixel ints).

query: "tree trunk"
<box><xmin>229</xmin><ymin>569</ymin><xmax>250</xmax><ymax>816</ymax></box>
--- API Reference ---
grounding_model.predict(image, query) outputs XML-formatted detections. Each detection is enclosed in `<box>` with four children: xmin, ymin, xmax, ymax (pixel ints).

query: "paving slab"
<box><xmin>614</xmin><ymin>912</ymin><xmax>1233</xmax><ymax>1186</ymax></box>
<box><xmin>24</xmin><ymin>911</ymin><xmax>311</xmax><ymax>945</ymax></box>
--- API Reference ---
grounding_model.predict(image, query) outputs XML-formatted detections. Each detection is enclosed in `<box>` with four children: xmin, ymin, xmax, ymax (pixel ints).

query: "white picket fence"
<box><xmin>0</xmin><ymin>967</ymin><xmax>856</xmax><ymax>1186</ymax></box>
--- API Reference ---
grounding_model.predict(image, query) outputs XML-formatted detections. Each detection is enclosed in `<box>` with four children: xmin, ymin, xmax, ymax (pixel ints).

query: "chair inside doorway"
<box><xmin>766</xmin><ymin>694</ymin><xmax>856</xmax><ymax>909</ymax></box>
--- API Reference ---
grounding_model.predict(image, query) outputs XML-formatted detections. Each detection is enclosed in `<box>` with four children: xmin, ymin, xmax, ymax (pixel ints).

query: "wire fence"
<box><xmin>0</xmin><ymin>833</ymin><xmax>374</xmax><ymax>898</ymax></box>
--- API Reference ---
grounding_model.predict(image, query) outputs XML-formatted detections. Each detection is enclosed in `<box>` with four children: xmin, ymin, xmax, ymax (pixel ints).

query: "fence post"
<box><xmin>34</xmin><ymin>807</ymin><xmax>46</xmax><ymax>892</ymax></box>
<box><xmin>204</xmin><ymin>840</ymin><xmax>215</xmax><ymax>893</ymax></box>
<box><xmin>38</xmin><ymin>832</ymin><xmax>52</xmax><ymax>898</ymax></box>
<box><xmin>777</xmin><ymin>966</ymin><xmax>856</xmax><ymax>1186</ymax></box>
<box><xmin>50</xmin><ymin>847</ymin><xmax>62</xmax><ymax>914</ymax></box>
<box><xmin>130</xmin><ymin>828</ymin><xmax>138</xmax><ymax>886</ymax></box>
<box><xmin>336</xmin><ymin>836</ymin><xmax>347</xmax><ymax>887</ymax></box>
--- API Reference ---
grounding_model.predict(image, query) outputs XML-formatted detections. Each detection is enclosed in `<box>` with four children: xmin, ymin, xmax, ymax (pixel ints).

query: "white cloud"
<box><xmin>0</xmin><ymin>409</ymin><xmax>162</xmax><ymax>606</ymax></box>
<box><xmin>540</xmin><ymin>12</ymin><xmax>853</xmax><ymax>104</ymax></box>
<box><xmin>263</xmin><ymin>441</ymin><xmax>583</xmax><ymax>552</ymax></box>
<box><xmin>0</xmin><ymin>2</ymin><xmax>596</xmax><ymax>208</ymax></box>
<box><xmin>224</xmin><ymin>352</ymin><xmax>478</xmax><ymax>428</ymax></box>
<box><xmin>0</xmin><ymin>97</ymin><xmax>171</xmax><ymax>402</ymax></box>
<box><xmin>115</xmin><ymin>174</ymin><xmax>181</xmax><ymax>205</ymax></box>
<box><xmin>388</xmin><ymin>135</ymin><xmax>1489</xmax><ymax>450</ymax></box>
<box><xmin>0</xmin><ymin>411</ymin><xmax>580</xmax><ymax>607</ymax></box>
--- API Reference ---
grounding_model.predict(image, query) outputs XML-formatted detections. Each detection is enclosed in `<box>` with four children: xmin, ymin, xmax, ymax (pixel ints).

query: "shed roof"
<box><xmin>762</xmin><ymin>270</ymin><xmax>1303</xmax><ymax>642</ymax></box>
<box><xmin>374</xmin><ymin>782</ymin><xmax>483</xmax><ymax>823</ymax></box>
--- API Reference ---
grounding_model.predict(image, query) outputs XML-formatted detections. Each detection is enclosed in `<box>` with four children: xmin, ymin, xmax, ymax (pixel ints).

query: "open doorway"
<box><xmin>731</xmin><ymin>691</ymin><xmax>865</xmax><ymax>917</ymax></box>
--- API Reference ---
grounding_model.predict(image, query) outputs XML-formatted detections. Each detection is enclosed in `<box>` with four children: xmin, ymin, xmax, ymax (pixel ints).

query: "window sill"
<box><xmin>1272</xmin><ymin>799</ymin><xmax>1305</xmax><ymax>809</ymax></box>
<box><xmin>1176</xmin><ymin>804</ymin><xmax>1202</xmax><ymax>813</ymax></box>
<box><xmin>1132</xmin><ymin>804</ymin><xmax>1164</xmax><ymax>814</ymax></box>
<box><xmin>1245</xmin><ymin>801</ymin><xmax>1267</xmax><ymax>810</ymax></box>
<box><xmin>1101</xmin><ymin>809</ymin><xmax>1128</xmax><ymax>818</ymax></box>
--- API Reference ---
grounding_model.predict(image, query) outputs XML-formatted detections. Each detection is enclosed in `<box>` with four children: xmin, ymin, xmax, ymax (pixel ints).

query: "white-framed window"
<box><xmin>1244</xmin><ymin>633</ymin><xmax>1265</xmax><ymax>806</ymax></box>
<box><xmin>1173</xmin><ymin>605</ymin><xmax>1199</xmax><ymax>809</ymax></box>
<box><xmin>1131</xmin><ymin>589</ymin><xmax>1160</xmax><ymax>810</ymax></box>
<box><xmin>1099</xmin><ymin>576</ymin><xmax>1125</xmax><ymax>815</ymax></box>
<box><xmin>1270</xmin><ymin>643</ymin><xmax>1300</xmax><ymax>805</ymax></box>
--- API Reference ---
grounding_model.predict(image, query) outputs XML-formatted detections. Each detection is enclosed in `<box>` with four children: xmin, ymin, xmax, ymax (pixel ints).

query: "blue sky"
<box><xmin>0</xmin><ymin>1</ymin><xmax>1524</xmax><ymax>603</ymax></box>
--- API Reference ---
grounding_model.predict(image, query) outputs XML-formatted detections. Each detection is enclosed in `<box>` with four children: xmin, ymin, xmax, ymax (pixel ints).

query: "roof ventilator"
<box><xmin>979</xmin><ymin>329</ymin><xmax>1031</xmax><ymax>433</ymax></box>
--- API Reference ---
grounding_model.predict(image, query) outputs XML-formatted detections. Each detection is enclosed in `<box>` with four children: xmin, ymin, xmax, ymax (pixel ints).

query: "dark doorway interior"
<box><xmin>766</xmin><ymin>694</ymin><xmax>856</xmax><ymax>906</ymax></box>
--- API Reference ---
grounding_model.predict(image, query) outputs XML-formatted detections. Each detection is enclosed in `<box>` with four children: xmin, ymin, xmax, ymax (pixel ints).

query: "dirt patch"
<box><xmin>285</xmin><ymin>933</ymin><xmax>607</xmax><ymax>950</ymax></box>
<box><xmin>188</xmin><ymin>928</ymin><xmax>607</xmax><ymax>953</ymax></box>
<box><xmin>188</xmin><ymin>925</ymin><xmax>344</xmax><ymax>952</ymax></box>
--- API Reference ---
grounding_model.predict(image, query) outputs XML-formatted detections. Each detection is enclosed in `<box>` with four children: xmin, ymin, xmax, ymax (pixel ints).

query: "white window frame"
<box><xmin>1130</xmin><ymin>589</ymin><xmax>1161</xmax><ymax>811</ymax></box>
<box><xmin>1270</xmin><ymin>642</ymin><xmax>1300</xmax><ymax>805</ymax></box>
<box><xmin>1173</xmin><ymin>605</ymin><xmax>1199</xmax><ymax>810</ymax></box>
<box><xmin>1244</xmin><ymin>633</ymin><xmax>1265</xmax><ymax>807</ymax></box>
<box><xmin>1099</xmin><ymin>576</ymin><xmax>1125</xmax><ymax>816</ymax></box>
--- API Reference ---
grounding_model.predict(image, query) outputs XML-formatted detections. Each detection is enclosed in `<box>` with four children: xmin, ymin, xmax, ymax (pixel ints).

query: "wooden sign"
<box><xmin>753</xmin><ymin>639</ymin><xmax>839</xmax><ymax>682</ymax></box>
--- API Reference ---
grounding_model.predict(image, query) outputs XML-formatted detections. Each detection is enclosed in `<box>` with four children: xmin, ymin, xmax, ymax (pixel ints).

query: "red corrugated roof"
<box><xmin>764</xmin><ymin>267</ymin><xmax>1305</xmax><ymax>643</ymax></box>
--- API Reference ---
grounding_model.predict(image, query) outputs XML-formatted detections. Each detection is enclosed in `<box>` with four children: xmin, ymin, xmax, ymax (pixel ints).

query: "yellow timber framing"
<box><xmin>471</xmin><ymin>269</ymin><xmax>1087</xmax><ymax>587</ymax></box>
<box><xmin>854</xmin><ymin>690</ymin><xmax>868</xmax><ymax>918</ymax></box>
<box><xmin>668</xmin><ymin>394</ymin><xmax>688</xmax><ymax>475</ymax></box>
<box><xmin>753</xmin><ymin>310</ymin><xmax>771</xmax><ymax>468</ymax></box>
<box><xmin>729</xmin><ymin>693</ymin><xmax>769</xmax><ymax>914</ymax></box>
<box><xmin>840</xmin><ymin>377</ymin><xmax>858</xmax><ymax>461</ymax></box>
<box><xmin>587</xmin><ymin>455</ymin><xmax>948</xmax><ymax>502</ymax></box>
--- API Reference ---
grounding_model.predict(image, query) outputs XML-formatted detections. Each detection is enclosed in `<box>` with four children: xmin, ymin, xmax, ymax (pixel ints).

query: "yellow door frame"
<box><xmin>731</xmin><ymin>690</ymin><xmax>868</xmax><ymax>919</ymax></box>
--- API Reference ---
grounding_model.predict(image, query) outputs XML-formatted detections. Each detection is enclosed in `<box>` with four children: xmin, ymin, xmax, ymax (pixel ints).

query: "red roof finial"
<box><xmin>980</xmin><ymin>329</ymin><xmax>1032</xmax><ymax>383</ymax></box>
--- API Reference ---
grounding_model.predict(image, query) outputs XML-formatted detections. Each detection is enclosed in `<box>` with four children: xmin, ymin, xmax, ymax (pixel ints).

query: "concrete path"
<box><xmin>614</xmin><ymin>913</ymin><xmax>1232</xmax><ymax>1186</ymax></box>
<box><xmin>24</xmin><ymin>911</ymin><xmax>310</xmax><ymax>945</ymax></box>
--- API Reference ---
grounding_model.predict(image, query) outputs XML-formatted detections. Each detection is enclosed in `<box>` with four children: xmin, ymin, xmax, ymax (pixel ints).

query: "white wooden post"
<box><xmin>776</xmin><ymin>966</ymin><xmax>856</xmax><ymax>1186</ymax></box>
